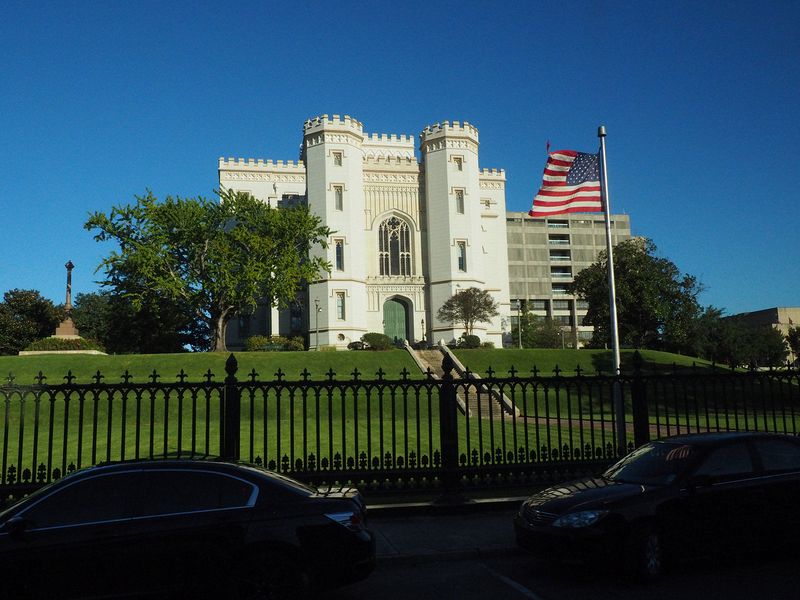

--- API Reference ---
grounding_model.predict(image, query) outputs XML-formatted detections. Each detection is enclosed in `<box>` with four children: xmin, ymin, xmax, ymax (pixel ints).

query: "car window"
<box><xmin>136</xmin><ymin>470</ymin><xmax>255</xmax><ymax>517</ymax></box>
<box><xmin>693</xmin><ymin>443</ymin><xmax>755</xmax><ymax>481</ymax></box>
<box><xmin>21</xmin><ymin>471</ymin><xmax>141</xmax><ymax>528</ymax></box>
<box><xmin>603</xmin><ymin>442</ymin><xmax>696</xmax><ymax>485</ymax></box>
<box><xmin>754</xmin><ymin>439</ymin><xmax>800</xmax><ymax>473</ymax></box>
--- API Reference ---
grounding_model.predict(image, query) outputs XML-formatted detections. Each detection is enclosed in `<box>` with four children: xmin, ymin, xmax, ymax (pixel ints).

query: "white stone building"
<box><xmin>219</xmin><ymin>115</ymin><xmax>511</xmax><ymax>349</ymax></box>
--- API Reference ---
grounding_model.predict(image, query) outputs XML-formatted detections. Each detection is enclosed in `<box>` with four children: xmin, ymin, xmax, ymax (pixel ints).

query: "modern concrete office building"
<box><xmin>505</xmin><ymin>212</ymin><xmax>632</xmax><ymax>348</ymax></box>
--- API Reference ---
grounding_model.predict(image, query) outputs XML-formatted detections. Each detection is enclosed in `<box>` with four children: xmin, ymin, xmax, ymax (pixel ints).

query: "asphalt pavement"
<box><xmin>367</xmin><ymin>498</ymin><xmax>525</xmax><ymax>565</ymax></box>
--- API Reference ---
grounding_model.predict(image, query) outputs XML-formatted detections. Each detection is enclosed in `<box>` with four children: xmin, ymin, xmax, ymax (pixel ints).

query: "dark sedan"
<box><xmin>0</xmin><ymin>460</ymin><xmax>375</xmax><ymax>599</ymax></box>
<box><xmin>515</xmin><ymin>432</ymin><xmax>800</xmax><ymax>579</ymax></box>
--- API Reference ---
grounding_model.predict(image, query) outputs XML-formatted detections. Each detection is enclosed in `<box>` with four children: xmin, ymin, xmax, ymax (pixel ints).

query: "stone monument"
<box><xmin>53</xmin><ymin>260</ymin><xmax>81</xmax><ymax>338</ymax></box>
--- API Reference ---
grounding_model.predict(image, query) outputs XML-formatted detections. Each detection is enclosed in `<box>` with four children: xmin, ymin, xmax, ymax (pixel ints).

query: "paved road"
<box><xmin>328</xmin><ymin>551</ymin><xmax>800</xmax><ymax>600</ymax></box>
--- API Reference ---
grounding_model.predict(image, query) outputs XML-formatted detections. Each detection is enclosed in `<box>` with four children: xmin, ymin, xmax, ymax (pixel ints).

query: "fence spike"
<box><xmin>121</xmin><ymin>370</ymin><xmax>132</xmax><ymax>384</ymax></box>
<box><xmin>92</xmin><ymin>370</ymin><xmax>104</xmax><ymax>385</ymax></box>
<box><xmin>176</xmin><ymin>369</ymin><xmax>188</xmax><ymax>383</ymax></box>
<box><xmin>149</xmin><ymin>369</ymin><xmax>160</xmax><ymax>384</ymax></box>
<box><xmin>248</xmin><ymin>368</ymin><xmax>259</xmax><ymax>383</ymax></box>
<box><xmin>35</xmin><ymin>371</ymin><xmax>46</xmax><ymax>385</ymax></box>
<box><xmin>64</xmin><ymin>370</ymin><xmax>76</xmax><ymax>385</ymax></box>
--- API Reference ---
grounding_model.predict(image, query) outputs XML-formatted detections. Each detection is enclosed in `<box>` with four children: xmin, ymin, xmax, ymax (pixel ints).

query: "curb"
<box><xmin>377</xmin><ymin>546</ymin><xmax>524</xmax><ymax>566</ymax></box>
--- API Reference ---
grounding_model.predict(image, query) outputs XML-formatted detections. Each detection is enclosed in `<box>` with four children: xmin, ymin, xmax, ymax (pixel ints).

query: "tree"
<box><xmin>85</xmin><ymin>190</ymin><xmax>331</xmax><ymax>352</ymax></box>
<box><xmin>787</xmin><ymin>326</ymin><xmax>800</xmax><ymax>365</ymax></box>
<box><xmin>571</xmin><ymin>238</ymin><xmax>703</xmax><ymax>351</ymax></box>
<box><xmin>436</xmin><ymin>287</ymin><xmax>499</xmax><ymax>336</ymax></box>
<box><xmin>511</xmin><ymin>309</ymin><xmax>565</xmax><ymax>348</ymax></box>
<box><xmin>0</xmin><ymin>289</ymin><xmax>63</xmax><ymax>355</ymax></box>
<box><xmin>72</xmin><ymin>291</ymin><xmax>200</xmax><ymax>353</ymax></box>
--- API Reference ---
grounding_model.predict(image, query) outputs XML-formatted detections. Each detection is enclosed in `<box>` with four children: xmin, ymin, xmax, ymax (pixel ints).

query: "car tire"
<box><xmin>627</xmin><ymin>524</ymin><xmax>666</xmax><ymax>581</ymax></box>
<box><xmin>235</xmin><ymin>551</ymin><xmax>310</xmax><ymax>600</ymax></box>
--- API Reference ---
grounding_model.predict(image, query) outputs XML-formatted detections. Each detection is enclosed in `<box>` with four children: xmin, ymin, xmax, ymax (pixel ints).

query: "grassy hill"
<box><xmin>0</xmin><ymin>348</ymin><xmax>713</xmax><ymax>385</ymax></box>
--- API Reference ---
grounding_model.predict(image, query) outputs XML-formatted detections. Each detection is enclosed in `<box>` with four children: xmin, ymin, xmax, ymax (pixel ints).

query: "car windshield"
<box><xmin>604</xmin><ymin>441</ymin><xmax>697</xmax><ymax>485</ymax></box>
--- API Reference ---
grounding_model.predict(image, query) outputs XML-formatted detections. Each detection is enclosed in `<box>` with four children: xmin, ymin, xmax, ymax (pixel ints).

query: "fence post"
<box><xmin>437</xmin><ymin>352</ymin><xmax>463</xmax><ymax>502</ymax></box>
<box><xmin>631</xmin><ymin>351</ymin><xmax>649</xmax><ymax>447</ymax></box>
<box><xmin>222</xmin><ymin>353</ymin><xmax>241</xmax><ymax>461</ymax></box>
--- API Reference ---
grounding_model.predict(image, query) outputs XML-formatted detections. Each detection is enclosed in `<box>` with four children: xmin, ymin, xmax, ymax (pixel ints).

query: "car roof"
<box><xmin>658</xmin><ymin>431</ymin><xmax>798</xmax><ymax>445</ymax></box>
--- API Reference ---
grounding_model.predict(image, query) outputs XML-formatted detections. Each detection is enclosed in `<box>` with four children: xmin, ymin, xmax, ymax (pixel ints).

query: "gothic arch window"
<box><xmin>378</xmin><ymin>217</ymin><xmax>412</xmax><ymax>276</ymax></box>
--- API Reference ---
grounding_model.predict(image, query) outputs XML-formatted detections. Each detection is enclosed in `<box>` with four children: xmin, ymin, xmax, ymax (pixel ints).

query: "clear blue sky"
<box><xmin>1</xmin><ymin>1</ymin><xmax>798</xmax><ymax>315</ymax></box>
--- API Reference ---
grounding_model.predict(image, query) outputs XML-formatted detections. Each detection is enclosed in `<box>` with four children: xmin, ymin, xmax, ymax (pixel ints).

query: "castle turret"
<box><xmin>420</xmin><ymin>121</ymin><xmax>487</xmax><ymax>342</ymax></box>
<box><xmin>303</xmin><ymin>115</ymin><xmax>368</xmax><ymax>347</ymax></box>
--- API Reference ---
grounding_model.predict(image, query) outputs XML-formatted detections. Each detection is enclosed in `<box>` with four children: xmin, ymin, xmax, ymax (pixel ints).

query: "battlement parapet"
<box><xmin>364</xmin><ymin>132</ymin><xmax>415</xmax><ymax>146</ymax></box>
<box><xmin>362</xmin><ymin>154</ymin><xmax>420</xmax><ymax>166</ymax></box>
<box><xmin>219</xmin><ymin>157</ymin><xmax>306</xmax><ymax>172</ymax></box>
<box><xmin>419</xmin><ymin>120</ymin><xmax>480</xmax><ymax>141</ymax></box>
<box><xmin>479</xmin><ymin>168</ymin><xmax>506</xmax><ymax>179</ymax></box>
<box><xmin>303</xmin><ymin>114</ymin><xmax>364</xmax><ymax>136</ymax></box>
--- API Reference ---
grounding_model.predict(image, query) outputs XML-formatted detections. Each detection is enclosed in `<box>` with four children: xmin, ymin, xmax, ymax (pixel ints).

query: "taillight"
<box><xmin>324</xmin><ymin>510</ymin><xmax>365</xmax><ymax>531</ymax></box>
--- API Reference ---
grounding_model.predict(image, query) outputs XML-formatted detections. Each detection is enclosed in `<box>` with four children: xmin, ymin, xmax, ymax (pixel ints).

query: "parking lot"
<box><xmin>326</xmin><ymin>507</ymin><xmax>800</xmax><ymax>600</ymax></box>
<box><xmin>330</xmin><ymin>551</ymin><xmax>800</xmax><ymax>600</ymax></box>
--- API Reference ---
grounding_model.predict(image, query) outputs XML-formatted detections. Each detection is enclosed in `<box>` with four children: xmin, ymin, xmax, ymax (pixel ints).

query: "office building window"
<box><xmin>334</xmin><ymin>185</ymin><xmax>343</xmax><ymax>211</ymax></box>
<box><xmin>457</xmin><ymin>241</ymin><xmax>467</xmax><ymax>272</ymax></box>
<box><xmin>334</xmin><ymin>239</ymin><xmax>344</xmax><ymax>271</ymax></box>
<box><xmin>378</xmin><ymin>217</ymin><xmax>412</xmax><ymax>276</ymax></box>
<box><xmin>455</xmin><ymin>189</ymin><xmax>465</xmax><ymax>214</ymax></box>
<box><xmin>332</xmin><ymin>151</ymin><xmax>342</xmax><ymax>166</ymax></box>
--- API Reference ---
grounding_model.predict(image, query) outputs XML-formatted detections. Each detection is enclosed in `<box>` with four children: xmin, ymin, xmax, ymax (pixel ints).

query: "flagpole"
<box><xmin>598</xmin><ymin>125</ymin><xmax>626</xmax><ymax>455</ymax></box>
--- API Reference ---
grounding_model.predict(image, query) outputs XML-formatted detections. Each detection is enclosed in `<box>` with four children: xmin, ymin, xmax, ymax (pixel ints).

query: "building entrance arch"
<box><xmin>383</xmin><ymin>297</ymin><xmax>410</xmax><ymax>343</ymax></box>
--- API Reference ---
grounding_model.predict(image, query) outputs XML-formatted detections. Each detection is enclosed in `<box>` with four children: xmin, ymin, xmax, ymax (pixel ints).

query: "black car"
<box><xmin>515</xmin><ymin>432</ymin><xmax>800</xmax><ymax>579</ymax></box>
<box><xmin>0</xmin><ymin>460</ymin><xmax>375</xmax><ymax>599</ymax></box>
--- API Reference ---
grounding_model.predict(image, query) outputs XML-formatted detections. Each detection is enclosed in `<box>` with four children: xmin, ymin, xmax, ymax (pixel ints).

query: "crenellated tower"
<box><xmin>420</xmin><ymin>121</ymin><xmax>490</xmax><ymax>341</ymax></box>
<box><xmin>303</xmin><ymin>114</ymin><xmax>368</xmax><ymax>347</ymax></box>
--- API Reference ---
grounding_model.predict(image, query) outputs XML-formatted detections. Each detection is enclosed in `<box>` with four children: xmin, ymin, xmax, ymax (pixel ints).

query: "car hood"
<box><xmin>524</xmin><ymin>476</ymin><xmax>648</xmax><ymax>513</ymax></box>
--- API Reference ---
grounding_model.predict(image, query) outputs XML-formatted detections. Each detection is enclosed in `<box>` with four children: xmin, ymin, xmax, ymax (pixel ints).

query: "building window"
<box><xmin>333</xmin><ymin>185</ymin><xmax>343</xmax><ymax>211</ymax></box>
<box><xmin>332</xmin><ymin>151</ymin><xmax>342</xmax><ymax>166</ymax></box>
<box><xmin>378</xmin><ymin>217</ymin><xmax>412</xmax><ymax>276</ymax></box>
<box><xmin>453</xmin><ymin>156</ymin><xmax>463</xmax><ymax>171</ymax></box>
<box><xmin>547</xmin><ymin>220</ymin><xmax>569</xmax><ymax>228</ymax></box>
<box><xmin>457</xmin><ymin>241</ymin><xmax>467</xmax><ymax>272</ymax></box>
<box><xmin>336</xmin><ymin>292</ymin><xmax>345</xmax><ymax>320</ymax></box>
<box><xmin>552</xmin><ymin>300</ymin><xmax>571</xmax><ymax>310</ymax></box>
<box><xmin>455</xmin><ymin>189</ymin><xmax>465</xmax><ymax>214</ymax></box>
<box><xmin>334</xmin><ymin>239</ymin><xmax>344</xmax><ymax>271</ymax></box>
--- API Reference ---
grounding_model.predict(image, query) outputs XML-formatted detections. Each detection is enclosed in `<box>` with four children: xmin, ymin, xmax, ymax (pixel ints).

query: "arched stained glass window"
<box><xmin>378</xmin><ymin>217</ymin><xmax>412</xmax><ymax>276</ymax></box>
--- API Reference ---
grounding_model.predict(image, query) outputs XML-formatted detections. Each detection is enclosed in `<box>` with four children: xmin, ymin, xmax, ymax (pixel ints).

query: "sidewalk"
<box><xmin>367</xmin><ymin>499</ymin><xmax>525</xmax><ymax>565</ymax></box>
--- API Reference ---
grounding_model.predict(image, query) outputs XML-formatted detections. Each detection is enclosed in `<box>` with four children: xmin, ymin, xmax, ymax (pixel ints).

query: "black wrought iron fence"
<box><xmin>1</xmin><ymin>353</ymin><xmax>798</xmax><ymax>499</ymax></box>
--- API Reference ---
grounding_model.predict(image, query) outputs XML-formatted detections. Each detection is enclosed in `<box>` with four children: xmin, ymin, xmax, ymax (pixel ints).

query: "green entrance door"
<box><xmin>383</xmin><ymin>299</ymin><xmax>408</xmax><ymax>343</ymax></box>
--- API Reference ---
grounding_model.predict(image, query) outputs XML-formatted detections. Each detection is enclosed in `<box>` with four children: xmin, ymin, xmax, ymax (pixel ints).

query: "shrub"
<box><xmin>460</xmin><ymin>334</ymin><xmax>481</xmax><ymax>349</ymax></box>
<box><xmin>246</xmin><ymin>335</ymin><xmax>305</xmax><ymax>352</ymax></box>
<box><xmin>481</xmin><ymin>341</ymin><xmax>495</xmax><ymax>349</ymax></box>
<box><xmin>318</xmin><ymin>345</ymin><xmax>338</xmax><ymax>352</ymax></box>
<box><xmin>361</xmin><ymin>332</ymin><xmax>393</xmax><ymax>351</ymax></box>
<box><xmin>24</xmin><ymin>337</ymin><xmax>105</xmax><ymax>352</ymax></box>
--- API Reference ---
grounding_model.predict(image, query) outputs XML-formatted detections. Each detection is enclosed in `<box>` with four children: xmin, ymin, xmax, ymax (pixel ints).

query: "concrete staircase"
<box><xmin>408</xmin><ymin>347</ymin><xmax>513</xmax><ymax>419</ymax></box>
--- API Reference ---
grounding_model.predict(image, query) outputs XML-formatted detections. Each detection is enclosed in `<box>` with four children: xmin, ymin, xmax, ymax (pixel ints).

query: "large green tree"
<box><xmin>72</xmin><ymin>291</ymin><xmax>199</xmax><ymax>353</ymax></box>
<box><xmin>436</xmin><ymin>287</ymin><xmax>499</xmax><ymax>336</ymax></box>
<box><xmin>85</xmin><ymin>190</ymin><xmax>331</xmax><ymax>351</ymax></box>
<box><xmin>571</xmin><ymin>238</ymin><xmax>703</xmax><ymax>352</ymax></box>
<box><xmin>511</xmin><ymin>308</ymin><xmax>565</xmax><ymax>348</ymax></box>
<box><xmin>0</xmin><ymin>289</ymin><xmax>63</xmax><ymax>355</ymax></box>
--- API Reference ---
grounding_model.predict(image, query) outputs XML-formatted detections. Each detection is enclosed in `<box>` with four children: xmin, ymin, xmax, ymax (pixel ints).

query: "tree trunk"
<box><xmin>212</xmin><ymin>310</ymin><xmax>230</xmax><ymax>352</ymax></box>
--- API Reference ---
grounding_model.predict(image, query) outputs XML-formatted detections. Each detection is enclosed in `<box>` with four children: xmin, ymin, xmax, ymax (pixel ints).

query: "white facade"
<box><xmin>219</xmin><ymin>114</ymin><xmax>511</xmax><ymax>349</ymax></box>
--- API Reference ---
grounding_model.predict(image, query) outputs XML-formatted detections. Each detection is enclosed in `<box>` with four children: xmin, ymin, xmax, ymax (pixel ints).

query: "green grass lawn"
<box><xmin>1</xmin><ymin>348</ymin><xmax>796</xmax><ymax>488</ymax></box>
<box><xmin>0</xmin><ymin>350</ymin><xmax>421</xmax><ymax>385</ymax></box>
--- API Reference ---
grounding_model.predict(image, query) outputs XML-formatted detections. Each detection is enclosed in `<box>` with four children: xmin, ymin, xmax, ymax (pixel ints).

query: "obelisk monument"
<box><xmin>54</xmin><ymin>260</ymin><xmax>81</xmax><ymax>338</ymax></box>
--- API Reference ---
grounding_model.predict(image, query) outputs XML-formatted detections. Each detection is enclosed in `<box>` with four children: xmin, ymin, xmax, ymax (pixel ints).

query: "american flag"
<box><xmin>529</xmin><ymin>150</ymin><xmax>603</xmax><ymax>217</ymax></box>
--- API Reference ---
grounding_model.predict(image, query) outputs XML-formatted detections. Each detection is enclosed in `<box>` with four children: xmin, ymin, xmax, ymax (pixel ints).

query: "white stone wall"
<box><xmin>219</xmin><ymin>115</ymin><xmax>511</xmax><ymax>350</ymax></box>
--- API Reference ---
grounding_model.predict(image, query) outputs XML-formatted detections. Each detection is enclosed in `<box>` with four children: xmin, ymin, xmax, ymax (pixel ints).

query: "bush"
<box><xmin>361</xmin><ymin>332</ymin><xmax>393</xmax><ymax>351</ymax></box>
<box><xmin>24</xmin><ymin>337</ymin><xmax>105</xmax><ymax>352</ymax></box>
<box><xmin>460</xmin><ymin>334</ymin><xmax>481</xmax><ymax>349</ymax></box>
<box><xmin>245</xmin><ymin>335</ymin><xmax>305</xmax><ymax>352</ymax></box>
<box><xmin>481</xmin><ymin>341</ymin><xmax>495</xmax><ymax>349</ymax></box>
<box><xmin>318</xmin><ymin>345</ymin><xmax>338</xmax><ymax>352</ymax></box>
